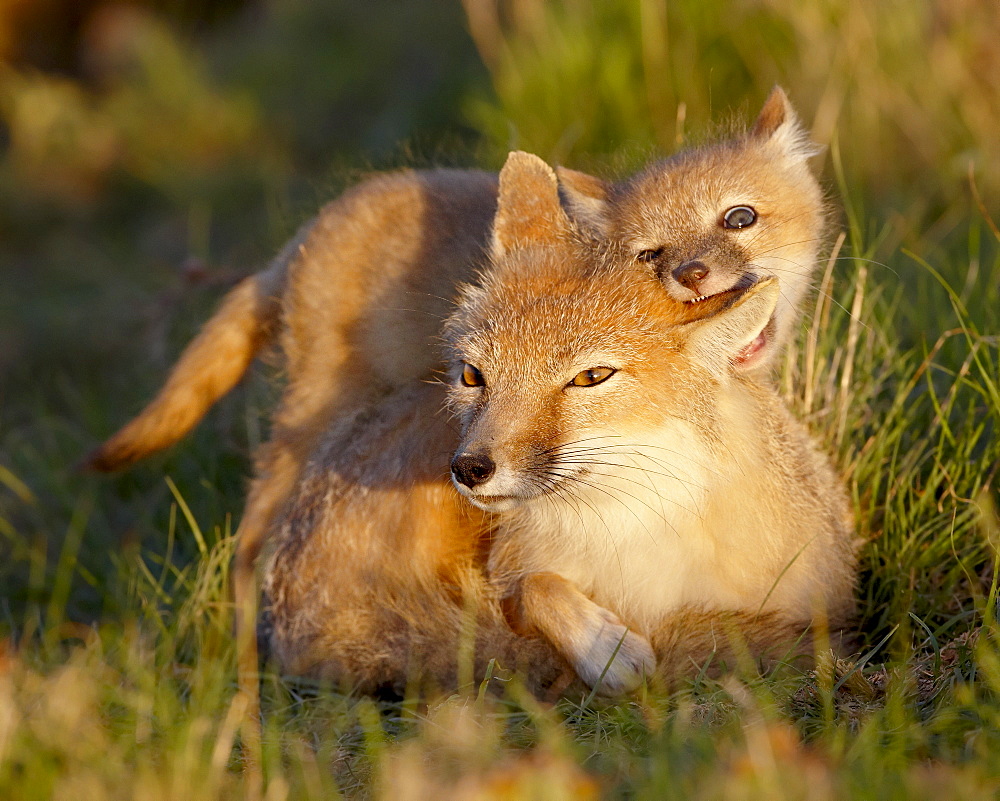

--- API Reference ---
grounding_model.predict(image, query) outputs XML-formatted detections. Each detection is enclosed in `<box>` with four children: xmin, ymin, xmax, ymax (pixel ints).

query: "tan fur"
<box><xmin>443</xmin><ymin>152</ymin><xmax>856</xmax><ymax>690</ymax></box>
<box><xmin>507</xmin><ymin>572</ymin><xmax>655</xmax><ymax>694</ymax></box>
<box><xmin>262</xmin><ymin>151</ymin><xmax>855</xmax><ymax>694</ymax></box>
<box><xmin>233</xmin><ymin>168</ymin><xmax>501</xmax><ymax>704</ymax></box>
<box><xmin>88</xmin><ymin>87</ymin><xmax>820</xmax><ymax>482</ymax></box>
<box><xmin>593</xmin><ymin>87</ymin><xmax>826</xmax><ymax>370</ymax></box>
<box><xmin>86</xmin><ymin>90</ymin><xmax>837</xmax><ymax>696</ymax></box>
<box><xmin>261</xmin><ymin>381</ymin><xmax>575</xmax><ymax>696</ymax></box>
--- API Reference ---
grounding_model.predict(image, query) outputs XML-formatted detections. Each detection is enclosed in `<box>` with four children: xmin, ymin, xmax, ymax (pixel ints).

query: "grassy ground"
<box><xmin>1</xmin><ymin>1</ymin><xmax>998</xmax><ymax>798</ymax></box>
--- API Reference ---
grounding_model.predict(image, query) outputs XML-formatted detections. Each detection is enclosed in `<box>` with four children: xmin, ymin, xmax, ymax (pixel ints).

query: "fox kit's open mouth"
<box><xmin>734</xmin><ymin>326</ymin><xmax>769</xmax><ymax>366</ymax></box>
<box><xmin>682</xmin><ymin>277</ymin><xmax>775</xmax><ymax>368</ymax></box>
<box><xmin>682</xmin><ymin>276</ymin><xmax>758</xmax><ymax>307</ymax></box>
<box><xmin>681</xmin><ymin>272</ymin><xmax>761</xmax><ymax>307</ymax></box>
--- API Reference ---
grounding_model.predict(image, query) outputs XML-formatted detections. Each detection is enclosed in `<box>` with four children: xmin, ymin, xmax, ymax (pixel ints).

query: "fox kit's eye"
<box><xmin>722</xmin><ymin>206</ymin><xmax>757</xmax><ymax>229</ymax></box>
<box><xmin>460</xmin><ymin>363</ymin><xmax>485</xmax><ymax>387</ymax></box>
<box><xmin>569</xmin><ymin>367</ymin><xmax>616</xmax><ymax>387</ymax></box>
<box><xmin>636</xmin><ymin>248</ymin><xmax>663</xmax><ymax>263</ymax></box>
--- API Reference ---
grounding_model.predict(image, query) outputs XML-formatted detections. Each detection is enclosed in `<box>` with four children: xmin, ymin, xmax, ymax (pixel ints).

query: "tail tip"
<box><xmin>77</xmin><ymin>443</ymin><xmax>130</xmax><ymax>473</ymax></box>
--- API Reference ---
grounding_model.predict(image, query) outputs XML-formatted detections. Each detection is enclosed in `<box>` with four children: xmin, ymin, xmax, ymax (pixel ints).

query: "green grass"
<box><xmin>1</xmin><ymin>0</ymin><xmax>999</xmax><ymax>798</ymax></box>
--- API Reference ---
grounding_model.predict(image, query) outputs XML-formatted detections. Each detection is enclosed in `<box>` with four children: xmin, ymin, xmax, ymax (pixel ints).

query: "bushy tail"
<box><xmin>84</xmin><ymin>229</ymin><xmax>307</xmax><ymax>472</ymax></box>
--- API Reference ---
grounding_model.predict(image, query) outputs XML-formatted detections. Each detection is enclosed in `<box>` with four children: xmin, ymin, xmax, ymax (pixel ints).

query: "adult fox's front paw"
<box><xmin>573</xmin><ymin>607</ymin><xmax>655</xmax><ymax>695</ymax></box>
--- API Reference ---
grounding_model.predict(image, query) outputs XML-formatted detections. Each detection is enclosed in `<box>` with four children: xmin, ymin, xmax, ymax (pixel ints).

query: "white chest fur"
<box><xmin>495</xmin><ymin>422</ymin><xmax>717</xmax><ymax>630</ymax></box>
<box><xmin>492</xmin><ymin>412</ymin><xmax>822</xmax><ymax>634</ymax></box>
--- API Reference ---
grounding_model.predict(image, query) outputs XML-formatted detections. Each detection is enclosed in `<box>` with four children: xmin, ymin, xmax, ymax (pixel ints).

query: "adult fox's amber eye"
<box><xmin>461</xmin><ymin>363</ymin><xmax>485</xmax><ymax>387</ymax></box>
<box><xmin>722</xmin><ymin>206</ymin><xmax>757</xmax><ymax>229</ymax></box>
<box><xmin>570</xmin><ymin>367</ymin><xmax>616</xmax><ymax>387</ymax></box>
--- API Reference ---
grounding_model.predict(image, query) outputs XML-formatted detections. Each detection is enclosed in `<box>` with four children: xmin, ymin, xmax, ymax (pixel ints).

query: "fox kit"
<box><xmin>444</xmin><ymin>153</ymin><xmax>855</xmax><ymax>692</ymax></box>
<box><xmin>262</xmin><ymin>151</ymin><xmax>854</xmax><ymax>695</ymax></box>
<box><xmin>85</xmin><ymin>88</ymin><xmax>828</xmax><ymax>694</ymax></box>
<box><xmin>574</xmin><ymin>94</ymin><xmax>824</xmax><ymax>370</ymax></box>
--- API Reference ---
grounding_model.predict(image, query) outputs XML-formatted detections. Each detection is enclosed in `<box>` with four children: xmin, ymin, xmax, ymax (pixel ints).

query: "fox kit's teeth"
<box><xmin>686</xmin><ymin>294</ymin><xmax>709</xmax><ymax>304</ymax></box>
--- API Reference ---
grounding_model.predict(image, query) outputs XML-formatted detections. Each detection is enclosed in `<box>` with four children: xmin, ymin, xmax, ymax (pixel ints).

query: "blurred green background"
<box><xmin>0</xmin><ymin>0</ymin><xmax>997</xmax><ymax>622</ymax></box>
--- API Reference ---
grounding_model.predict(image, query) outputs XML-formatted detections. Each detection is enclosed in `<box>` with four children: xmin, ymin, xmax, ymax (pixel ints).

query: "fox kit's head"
<box><xmin>444</xmin><ymin>151</ymin><xmax>781</xmax><ymax>512</ymax></box>
<box><xmin>559</xmin><ymin>87</ymin><xmax>824</xmax><ymax>371</ymax></box>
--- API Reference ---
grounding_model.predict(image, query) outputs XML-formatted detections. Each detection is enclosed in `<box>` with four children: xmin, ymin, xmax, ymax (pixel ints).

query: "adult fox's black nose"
<box><xmin>451</xmin><ymin>452</ymin><xmax>496</xmax><ymax>488</ymax></box>
<box><xmin>672</xmin><ymin>260</ymin><xmax>709</xmax><ymax>289</ymax></box>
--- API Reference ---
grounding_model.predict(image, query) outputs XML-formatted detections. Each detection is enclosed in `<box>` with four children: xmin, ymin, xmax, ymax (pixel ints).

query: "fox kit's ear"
<box><xmin>683</xmin><ymin>279</ymin><xmax>780</xmax><ymax>376</ymax></box>
<box><xmin>556</xmin><ymin>166</ymin><xmax>612</xmax><ymax>238</ymax></box>
<box><xmin>492</xmin><ymin>151</ymin><xmax>570</xmax><ymax>259</ymax></box>
<box><xmin>750</xmin><ymin>86</ymin><xmax>822</xmax><ymax>161</ymax></box>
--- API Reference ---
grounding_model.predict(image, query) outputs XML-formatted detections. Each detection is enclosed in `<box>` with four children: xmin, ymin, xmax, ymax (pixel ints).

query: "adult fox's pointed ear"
<box><xmin>491</xmin><ymin>151</ymin><xmax>571</xmax><ymax>259</ymax></box>
<box><xmin>682</xmin><ymin>278</ymin><xmax>780</xmax><ymax>376</ymax></box>
<box><xmin>556</xmin><ymin>166</ymin><xmax>612</xmax><ymax>238</ymax></box>
<box><xmin>750</xmin><ymin>86</ymin><xmax>822</xmax><ymax>161</ymax></box>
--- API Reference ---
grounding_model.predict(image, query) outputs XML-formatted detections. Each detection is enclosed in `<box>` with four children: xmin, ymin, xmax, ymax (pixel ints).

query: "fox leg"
<box><xmin>506</xmin><ymin>572</ymin><xmax>655</xmax><ymax>695</ymax></box>
<box><xmin>232</xmin><ymin>403</ymin><xmax>345</xmax><ymax>740</ymax></box>
<box><xmin>232</xmin><ymin>452</ymin><xmax>298</xmax><ymax>753</ymax></box>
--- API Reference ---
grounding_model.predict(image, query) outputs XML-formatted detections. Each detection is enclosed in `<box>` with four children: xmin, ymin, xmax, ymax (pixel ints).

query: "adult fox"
<box><xmin>262</xmin><ymin>151</ymin><xmax>855</xmax><ymax>694</ymax></box>
<box><xmin>87</xmin><ymin>88</ymin><xmax>830</xmax><ymax>693</ymax></box>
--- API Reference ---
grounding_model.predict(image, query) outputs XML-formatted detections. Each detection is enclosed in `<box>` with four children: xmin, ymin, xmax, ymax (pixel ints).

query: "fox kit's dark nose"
<box><xmin>672</xmin><ymin>260</ymin><xmax>709</xmax><ymax>290</ymax></box>
<box><xmin>451</xmin><ymin>452</ymin><xmax>496</xmax><ymax>488</ymax></box>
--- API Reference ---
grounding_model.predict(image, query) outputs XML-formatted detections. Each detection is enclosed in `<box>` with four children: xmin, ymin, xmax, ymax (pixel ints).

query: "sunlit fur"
<box><xmin>561</xmin><ymin>87</ymin><xmax>826</xmax><ymax>371</ymax></box>
<box><xmin>260</xmin><ymin>381</ymin><xmax>576</xmax><ymax>697</ymax></box>
<box><xmin>85</xmin><ymin>91</ymin><xmax>834</xmax><ymax>696</ymax></box>
<box><xmin>263</xmin><ymin>151</ymin><xmax>856</xmax><ymax>697</ymax></box>
<box><xmin>443</xmin><ymin>153</ymin><xmax>856</xmax><ymax>692</ymax></box>
<box><xmin>86</xmin><ymin>90</ymin><xmax>822</xmax><ymax>561</ymax></box>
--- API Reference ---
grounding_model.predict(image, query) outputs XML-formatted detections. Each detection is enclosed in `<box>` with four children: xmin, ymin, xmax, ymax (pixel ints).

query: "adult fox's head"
<box><xmin>444</xmin><ymin>151</ymin><xmax>780</xmax><ymax>513</ymax></box>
